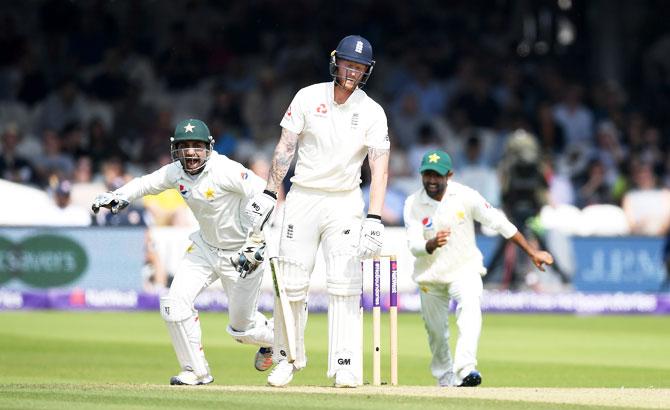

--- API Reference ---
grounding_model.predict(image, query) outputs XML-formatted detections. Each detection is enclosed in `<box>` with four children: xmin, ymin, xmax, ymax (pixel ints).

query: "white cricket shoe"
<box><xmin>267</xmin><ymin>360</ymin><xmax>296</xmax><ymax>387</ymax></box>
<box><xmin>438</xmin><ymin>371</ymin><xmax>456</xmax><ymax>387</ymax></box>
<box><xmin>334</xmin><ymin>370</ymin><xmax>358</xmax><ymax>388</ymax></box>
<box><xmin>169</xmin><ymin>370</ymin><xmax>214</xmax><ymax>386</ymax></box>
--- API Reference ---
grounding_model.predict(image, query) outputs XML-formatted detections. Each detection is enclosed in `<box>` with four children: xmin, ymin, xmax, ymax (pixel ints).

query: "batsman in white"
<box><xmin>237</xmin><ymin>34</ymin><xmax>389</xmax><ymax>387</ymax></box>
<box><xmin>403</xmin><ymin>149</ymin><xmax>554</xmax><ymax>387</ymax></box>
<box><xmin>92</xmin><ymin>119</ymin><xmax>274</xmax><ymax>385</ymax></box>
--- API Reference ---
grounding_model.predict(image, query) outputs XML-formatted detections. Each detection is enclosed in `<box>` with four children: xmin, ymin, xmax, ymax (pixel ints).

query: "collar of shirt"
<box><xmin>329</xmin><ymin>81</ymin><xmax>364</xmax><ymax>108</ymax></box>
<box><xmin>419</xmin><ymin>188</ymin><xmax>441</xmax><ymax>205</ymax></box>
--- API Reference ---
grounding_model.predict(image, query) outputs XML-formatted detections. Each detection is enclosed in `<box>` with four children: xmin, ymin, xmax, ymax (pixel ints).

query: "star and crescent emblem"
<box><xmin>184</xmin><ymin>123</ymin><xmax>195</xmax><ymax>133</ymax></box>
<box><xmin>428</xmin><ymin>153</ymin><xmax>440</xmax><ymax>163</ymax></box>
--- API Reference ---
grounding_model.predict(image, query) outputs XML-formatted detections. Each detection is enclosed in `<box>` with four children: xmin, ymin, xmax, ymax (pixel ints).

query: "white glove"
<box><xmin>244</xmin><ymin>190</ymin><xmax>277</xmax><ymax>232</ymax></box>
<box><xmin>92</xmin><ymin>192</ymin><xmax>129</xmax><ymax>215</ymax></box>
<box><xmin>231</xmin><ymin>233</ymin><xmax>266</xmax><ymax>278</ymax></box>
<box><xmin>358</xmin><ymin>215</ymin><xmax>384</xmax><ymax>258</ymax></box>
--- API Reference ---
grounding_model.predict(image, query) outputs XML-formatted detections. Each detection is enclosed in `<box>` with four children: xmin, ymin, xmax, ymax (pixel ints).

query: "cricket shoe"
<box><xmin>267</xmin><ymin>360</ymin><xmax>297</xmax><ymax>387</ymax></box>
<box><xmin>457</xmin><ymin>370</ymin><xmax>482</xmax><ymax>387</ymax></box>
<box><xmin>170</xmin><ymin>370</ymin><xmax>214</xmax><ymax>386</ymax></box>
<box><xmin>255</xmin><ymin>347</ymin><xmax>273</xmax><ymax>371</ymax></box>
<box><xmin>334</xmin><ymin>370</ymin><xmax>358</xmax><ymax>388</ymax></box>
<box><xmin>437</xmin><ymin>371</ymin><xmax>456</xmax><ymax>387</ymax></box>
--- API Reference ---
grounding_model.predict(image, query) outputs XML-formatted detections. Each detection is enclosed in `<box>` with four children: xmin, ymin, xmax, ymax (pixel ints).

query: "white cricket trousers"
<box><xmin>168</xmin><ymin>232</ymin><xmax>265</xmax><ymax>333</ymax></box>
<box><xmin>419</xmin><ymin>273</ymin><xmax>483</xmax><ymax>384</ymax></box>
<box><xmin>278</xmin><ymin>185</ymin><xmax>364</xmax><ymax>272</ymax></box>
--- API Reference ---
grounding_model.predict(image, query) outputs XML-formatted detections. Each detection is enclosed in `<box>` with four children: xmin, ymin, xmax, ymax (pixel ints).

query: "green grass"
<box><xmin>0</xmin><ymin>311</ymin><xmax>668</xmax><ymax>409</ymax></box>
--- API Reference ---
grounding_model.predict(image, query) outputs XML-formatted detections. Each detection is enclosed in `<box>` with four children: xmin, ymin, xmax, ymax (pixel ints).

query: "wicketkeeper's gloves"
<box><xmin>91</xmin><ymin>192</ymin><xmax>130</xmax><ymax>215</ymax></box>
<box><xmin>231</xmin><ymin>233</ymin><xmax>266</xmax><ymax>278</ymax></box>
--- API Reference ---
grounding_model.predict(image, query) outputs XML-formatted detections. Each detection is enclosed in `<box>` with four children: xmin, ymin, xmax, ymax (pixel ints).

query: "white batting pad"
<box><xmin>327</xmin><ymin>294</ymin><xmax>362</xmax><ymax>385</ymax></box>
<box><xmin>272</xmin><ymin>256</ymin><xmax>310</xmax><ymax>300</ymax></box>
<box><xmin>226</xmin><ymin>312</ymin><xmax>273</xmax><ymax>347</ymax></box>
<box><xmin>326</xmin><ymin>250</ymin><xmax>361</xmax><ymax>296</ymax></box>
<box><xmin>160</xmin><ymin>296</ymin><xmax>209</xmax><ymax>377</ymax></box>
<box><xmin>271</xmin><ymin>296</ymin><xmax>308</xmax><ymax>368</ymax></box>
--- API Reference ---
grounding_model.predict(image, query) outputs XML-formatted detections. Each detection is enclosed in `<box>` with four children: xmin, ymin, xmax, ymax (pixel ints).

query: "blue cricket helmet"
<box><xmin>330</xmin><ymin>35</ymin><xmax>375</xmax><ymax>88</ymax></box>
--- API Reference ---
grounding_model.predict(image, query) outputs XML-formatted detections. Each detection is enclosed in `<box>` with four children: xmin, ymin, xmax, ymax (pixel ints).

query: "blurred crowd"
<box><xmin>1</xmin><ymin>0</ymin><xmax>670</xmax><ymax>242</ymax></box>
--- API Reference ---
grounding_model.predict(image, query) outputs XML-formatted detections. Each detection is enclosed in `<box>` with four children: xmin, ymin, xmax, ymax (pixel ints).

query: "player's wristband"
<box><xmin>263</xmin><ymin>189</ymin><xmax>278</xmax><ymax>200</ymax></box>
<box><xmin>366</xmin><ymin>214</ymin><xmax>381</xmax><ymax>221</ymax></box>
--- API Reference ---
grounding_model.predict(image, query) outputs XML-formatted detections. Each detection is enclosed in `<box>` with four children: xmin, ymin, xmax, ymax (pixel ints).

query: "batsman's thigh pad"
<box><xmin>273</xmin><ymin>256</ymin><xmax>309</xmax><ymax>301</ymax></box>
<box><xmin>226</xmin><ymin>311</ymin><xmax>273</xmax><ymax>347</ymax></box>
<box><xmin>160</xmin><ymin>296</ymin><xmax>209</xmax><ymax>377</ymax></box>
<box><xmin>327</xmin><ymin>294</ymin><xmax>362</xmax><ymax>384</ymax></box>
<box><xmin>325</xmin><ymin>250</ymin><xmax>362</xmax><ymax>296</ymax></box>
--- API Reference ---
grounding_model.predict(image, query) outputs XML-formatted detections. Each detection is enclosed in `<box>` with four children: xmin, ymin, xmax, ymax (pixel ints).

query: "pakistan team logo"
<box><xmin>0</xmin><ymin>234</ymin><xmax>88</xmax><ymax>287</ymax></box>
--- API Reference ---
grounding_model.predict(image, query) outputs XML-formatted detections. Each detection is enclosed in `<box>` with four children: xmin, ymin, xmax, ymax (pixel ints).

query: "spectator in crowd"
<box><xmin>576</xmin><ymin>158</ymin><xmax>615</xmax><ymax>207</ymax></box>
<box><xmin>533</xmin><ymin>101</ymin><xmax>565</xmax><ymax>155</ymax></box>
<box><xmin>454</xmin><ymin>134</ymin><xmax>501</xmax><ymax>208</ymax></box>
<box><xmin>0</xmin><ymin>123</ymin><xmax>39</xmax><ymax>186</ymax></box>
<box><xmin>622</xmin><ymin>163</ymin><xmax>670</xmax><ymax>236</ymax></box>
<box><xmin>36</xmin><ymin>76</ymin><xmax>88</xmax><ymax>136</ymax></box>
<box><xmin>553</xmin><ymin>83</ymin><xmax>595</xmax><ymax>147</ymax></box>
<box><xmin>593</xmin><ymin>121</ymin><xmax>626</xmax><ymax>184</ymax></box>
<box><xmin>35</xmin><ymin>129</ymin><xmax>75</xmax><ymax>186</ymax></box>
<box><xmin>49</xmin><ymin>179</ymin><xmax>92</xmax><ymax>226</ymax></box>
<box><xmin>242</xmin><ymin>67</ymin><xmax>293</xmax><ymax>150</ymax></box>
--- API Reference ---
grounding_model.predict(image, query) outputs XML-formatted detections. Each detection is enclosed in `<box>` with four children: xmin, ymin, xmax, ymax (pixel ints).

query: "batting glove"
<box><xmin>358</xmin><ymin>215</ymin><xmax>384</xmax><ymax>258</ymax></box>
<box><xmin>92</xmin><ymin>192</ymin><xmax>130</xmax><ymax>215</ymax></box>
<box><xmin>244</xmin><ymin>190</ymin><xmax>277</xmax><ymax>233</ymax></box>
<box><xmin>231</xmin><ymin>234</ymin><xmax>266</xmax><ymax>278</ymax></box>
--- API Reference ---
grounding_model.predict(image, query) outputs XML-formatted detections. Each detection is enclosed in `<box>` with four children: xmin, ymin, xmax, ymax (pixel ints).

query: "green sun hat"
<box><xmin>419</xmin><ymin>149</ymin><xmax>452</xmax><ymax>175</ymax></box>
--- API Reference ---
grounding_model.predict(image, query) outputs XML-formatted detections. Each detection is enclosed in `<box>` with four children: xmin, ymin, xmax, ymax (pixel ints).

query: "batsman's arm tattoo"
<box><xmin>368</xmin><ymin>147</ymin><xmax>390</xmax><ymax>163</ymax></box>
<box><xmin>267</xmin><ymin>128</ymin><xmax>299</xmax><ymax>193</ymax></box>
<box><xmin>367</xmin><ymin>146</ymin><xmax>390</xmax><ymax>216</ymax></box>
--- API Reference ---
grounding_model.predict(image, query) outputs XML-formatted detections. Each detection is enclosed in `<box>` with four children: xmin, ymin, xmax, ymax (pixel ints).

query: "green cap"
<box><xmin>419</xmin><ymin>149</ymin><xmax>452</xmax><ymax>175</ymax></box>
<box><xmin>172</xmin><ymin>119</ymin><xmax>212</xmax><ymax>143</ymax></box>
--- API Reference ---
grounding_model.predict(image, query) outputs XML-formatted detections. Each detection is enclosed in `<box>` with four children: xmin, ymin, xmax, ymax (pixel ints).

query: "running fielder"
<box><xmin>404</xmin><ymin>149</ymin><xmax>553</xmax><ymax>387</ymax></box>
<box><xmin>92</xmin><ymin>119</ymin><xmax>274</xmax><ymax>385</ymax></box>
<box><xmin>238</xmin><ymin>34</ymin><xmax>390</xmax><ymax>387</ymax></box>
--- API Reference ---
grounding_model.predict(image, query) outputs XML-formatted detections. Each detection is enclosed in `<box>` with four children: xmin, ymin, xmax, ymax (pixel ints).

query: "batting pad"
<box><xmin>326</xmin><ymin>250</ymin><xmax>361</xmax><ymax>296</ymax></box>
<box><xmin>226</xmin><ymin>311</ymin><xmax>273</xmax><ymax>347</ymax></box>
<box><xmin>273</xmin><ymin>256</ymin><xmax>309</xmax><ymax>301</ymax></box>
<box><xmin>160</xmin><ymin>296</ymin><xmax>209</xmax><ymax>377</ymax></box>
<box><xmin>327</xmin><ymin>294</ymin><xmax>362</xmax><ymax>385</ymax></box>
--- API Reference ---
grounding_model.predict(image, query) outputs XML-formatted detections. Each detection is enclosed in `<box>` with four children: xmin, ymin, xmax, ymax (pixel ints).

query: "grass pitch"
<box><xmin>0</xmin><ymin>311</ymin><xmax>668</xmax><ymax>409</ymax></box>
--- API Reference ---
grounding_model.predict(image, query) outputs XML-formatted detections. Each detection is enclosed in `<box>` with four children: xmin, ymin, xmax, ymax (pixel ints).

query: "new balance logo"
<box><xmin>164</xmin><ymin>306</ymin><xmax>170</xmax><ymax>316</ymax></box>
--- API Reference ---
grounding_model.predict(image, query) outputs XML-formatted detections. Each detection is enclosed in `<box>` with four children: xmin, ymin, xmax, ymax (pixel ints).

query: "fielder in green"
<box><xmin>92</xmin><ymin>119</ymin><xmax>274</xmax><ymax>385</ymax></box>
<box><xmin>403</xmin><ymin>149</ymin><xmax>554</xmax><ymax>387</ymax></box>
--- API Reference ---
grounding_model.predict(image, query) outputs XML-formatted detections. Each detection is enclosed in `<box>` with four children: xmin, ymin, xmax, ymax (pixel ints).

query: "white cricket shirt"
<box><xmin>115</xmin><ymin>151</ymin><xmax>264</xmax><ymax>249</ymax></box>
<box><xmin>403</xmin><ymin>181</ymin><xmax>518</xmax><ymax>284</ymax></box>
<box><xmin>280</xmin><ymin>82</ymin><xmax>389</xmax><ymax>191</ymax></box>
